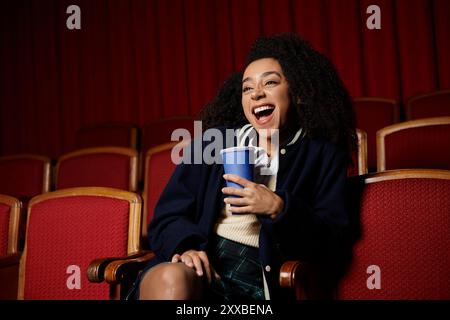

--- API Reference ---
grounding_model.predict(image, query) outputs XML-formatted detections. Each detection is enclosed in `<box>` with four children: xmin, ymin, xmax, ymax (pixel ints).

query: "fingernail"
<box><xmin>197</xmin><ymin>271</ymin><xmax>203</xmax><ymax>276</ymax></box>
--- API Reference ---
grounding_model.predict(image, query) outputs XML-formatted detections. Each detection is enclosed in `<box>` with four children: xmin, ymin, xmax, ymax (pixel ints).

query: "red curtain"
<box><xmin>1</xmin><ymin>0</ymin><xmax>448</xmax><ymax>158</ymax></box>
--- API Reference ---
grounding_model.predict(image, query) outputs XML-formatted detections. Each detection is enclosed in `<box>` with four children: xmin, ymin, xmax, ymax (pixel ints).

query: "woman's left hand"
<box><xmin>222</xmin><ymin>174</ymin><xmax>284</xmax><ymax>218</ymax></box>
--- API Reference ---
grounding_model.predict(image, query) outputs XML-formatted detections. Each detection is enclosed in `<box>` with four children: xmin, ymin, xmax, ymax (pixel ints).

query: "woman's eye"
<box><xmin>265</xmin><ymin>80</ymin><xmax>277</xmax><ymax>86</ymax></box>
<box><xmin>242</xmin><ymin>87</ymin><xmax>252</xmax><ymax>93</ymax></box>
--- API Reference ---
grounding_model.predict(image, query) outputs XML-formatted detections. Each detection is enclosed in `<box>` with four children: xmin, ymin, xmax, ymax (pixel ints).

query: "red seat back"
<box><xmin>56</xmin><ymin>147</ymin><xmax>138</xmax><ymax>192</ymax></box>
<box><xmin>76</xmin><ymin>123</ymin><xmax>138</xmax><ymax>149</ymax></box>
<box><xmin>19</xmin><ymin>187</ymin><xmax>141</xmax><ymax>300</ymax></box>
<box><xmin>142</xmin><ymin>142</ymin><xmax>182</xmax><ymax>241</ymax></box>
<box><xmin>338</xmin><ymin>170</ymin><xmax>450</xmax><ymax>299</ymax></box>
<box><xmin>353</xmin><ymin>98</ymin><xmax>399</xmax><ymax>170</ymax></box>
<box><xmin>406</xmin><ymin>90</ymin><xmax>450</xmax><ymax>120</ymax></box>
<box><xmin>0</xmin><ymin>155</ymin><xmax>50</xmax><ymax>199</ymax></box>
<box><xmin>377</xmin><ymin>117</ymin><xmax>450</xmax><ymax>171</ymax></box>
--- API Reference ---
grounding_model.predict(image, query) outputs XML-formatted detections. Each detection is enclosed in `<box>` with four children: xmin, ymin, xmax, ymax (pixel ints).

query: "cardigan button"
<box><xmin>265</xmin><ymin>265</ymin><xmax>271</xmax><ymax>272</ymax></box>
<box><xmin>280</xmin><ymin>148</ymin><xmax>286</xmax><ymax>155</ymax></box>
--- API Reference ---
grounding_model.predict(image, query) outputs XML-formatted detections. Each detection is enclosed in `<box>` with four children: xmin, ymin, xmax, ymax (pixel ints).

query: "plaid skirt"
<box><xmin>126</xmin><ymin>235</ymin><xmax>265</xmax><ymax>300</ymax></box>
<box><xmin>206</xmin><ymin>235</ymin><xmax>265</xmax><ymax>301</ymax></box>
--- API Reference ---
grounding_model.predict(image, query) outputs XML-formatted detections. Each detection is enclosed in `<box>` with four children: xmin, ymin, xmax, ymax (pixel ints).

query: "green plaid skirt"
<box><xmin>206</xmin><ymin>235</ymin><xmax>265</xmax><ymax>301</ymax></box>
<box><xmin>126</xmin><ymin>235</ymin><xmax>264</xmax><ymax>300</ymax></box>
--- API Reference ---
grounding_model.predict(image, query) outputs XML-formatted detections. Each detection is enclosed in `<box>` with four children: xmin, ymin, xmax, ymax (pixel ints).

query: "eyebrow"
<box><xmin>242</xmin><ymin>71</ymin><xmax>282</xmax><ymax>84</ymax></box>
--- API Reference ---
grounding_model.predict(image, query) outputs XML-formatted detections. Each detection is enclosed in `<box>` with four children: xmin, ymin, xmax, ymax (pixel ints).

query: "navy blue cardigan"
<box><xmin>146</xmin><ymin>128</ymin><xmax>349</xmax><ymax>300</ymax></box>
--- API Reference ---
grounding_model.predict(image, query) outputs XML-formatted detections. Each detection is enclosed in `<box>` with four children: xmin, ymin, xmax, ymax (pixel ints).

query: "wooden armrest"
<box><xmin>87</xmin><ymin>251</ymin><xmax>152</xmax><ymax>283</ymax></box>
<box><xmin>280</xmin><ymin>260</ymin><xmax>311</xmax><ymax>300</ymax></box>
<box><xmin>104</xmin><ymin>251</ymin><xmax>155</xmax><ymax>284</ymax></box>
<box><xmin>280</xmin><ymin>260</ymin><xmax>308</xmax><ymax>288</ymax></box>
<box><xmin>0</xmin><ymin>253</ymin><xmax>21</xmax><ymax>268</ymax></box>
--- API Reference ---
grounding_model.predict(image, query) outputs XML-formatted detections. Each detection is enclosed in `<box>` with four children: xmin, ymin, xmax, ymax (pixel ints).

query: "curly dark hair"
<box><xmin>199</xmin><ymin>71</ymin><xmax>247</xmax><ymax>131</ymax></box>
<box><xmin>200</xmin><ymin>33</ymin><xmax>357</xmax><ymax>159</ymax></box>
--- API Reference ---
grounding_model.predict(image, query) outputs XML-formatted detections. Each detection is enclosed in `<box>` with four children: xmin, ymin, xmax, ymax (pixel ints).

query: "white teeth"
<box><xmin>253</xmin><ymin>105</ymin><xmax>275</xmax><ymax>115</ymax></box>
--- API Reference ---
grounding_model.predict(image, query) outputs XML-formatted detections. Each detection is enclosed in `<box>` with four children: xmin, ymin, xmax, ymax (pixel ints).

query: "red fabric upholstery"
<box><xmin>142</xmin><ymin>117</ymin><xmax>194</xmax><ymax>153</ymax></box>
<box><xmin>338</xmin><ymin>177</ymin><xmax>450</xmax><ymax>299</ymax></box>
<box><xmin>0</xmin><ymin>203</ymin><xmax>10</xmax><ymax>256</ymax></box>
<box><xmin>57</xmin><ymin>153</ymin><xmax>131</xmax><ymax>190</ymax></box>
<box><xmin>384</xmin><ymin>124</ymin><xmax>450</xmax><ymax>170</ymax></box>
<box><xmin>353</xmin><ymin>99</ymin><xmax>398</xmax><ymax>170</ymax></box>
<box><xmin>407</xmin><ymin>91</ymin><xmax>450</xmax><ymax>120</ymax></box>
<box><xmin>145</xmin><ymin>149</ymin><xmax>176</xmax><ymax>228</ymax></box>
<box><xmin>76</xmin><ymin>123</ymin><xmax>137</xmax><ymax>149</ymax></box>
<box><xmin>23</xmin><ymin>195</ymin><xmax>129</xmax><ymax>299</ymax></box>
<box><xmin>0</xmin><ymin>157</ymin><xmax>47</xmax><ymax>198</ymax></box>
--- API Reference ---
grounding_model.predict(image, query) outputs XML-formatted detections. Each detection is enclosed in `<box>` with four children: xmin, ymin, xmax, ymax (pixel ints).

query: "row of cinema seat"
<box><xmin>2</xmin><ymin>116</ymin><xmax>450</xmax><ymax>203</ymax></box>
<box><xmin>0</xmin><ymin>90</ymin><xmax>449</xmax><ymax>299</ymax></box>
<box><xmin>354</xmin><ymin>90</ymin><xmax>450</xmax><ymax>170</ymax></box>
<box><xmin>72</xmin><ymin>90</ymin><xmax>450</xmax><ymax>172</ymax></box>
<box><xmin>1</xmin><ymin>169</ymin><xmax>449</xmax><ymax>299</ymax></box>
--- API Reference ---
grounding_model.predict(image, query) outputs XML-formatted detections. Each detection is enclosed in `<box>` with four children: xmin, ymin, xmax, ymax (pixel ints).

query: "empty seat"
<box><xmin>280</xmin><ymin>169</ymin><xmax>450</xmax><ymax>299</ymax></box>
<box><xmin>0</xmin><ymin>154</ymin><xmax>51</xmax><ymax>201</ymax></box>
<box><xmin>76</xmin><ymin>123</ymin><xmax>138</xmax><ymax>149</ymax></box>
<box><xmin>406</xmin><ymin>90</ymin><xmax>450</xmax><ymax>120</ymax></box>
<box><xmin>377</xmin><ymin>117</ymin><xmax>450</xmax><ymax>171</ymax></box>
<box><xmin>56</xmin><ymin>147</ymin><xmax>138</xmax><ymax>192</ymax></box>
<box><xmin>142</xmin><ymin>142</ymin><xmax>181</xmax><ymax>244</ymax></box>
<box><xmin>337</xmin><ymin>169</ymin><xmax>450</xmax><ymax>299</ymax></box>
<box><xmin>141</xmin><ymin>116</ymin><xmax>195</xmax><ymax>153</ymax></box>
<box><xmin>353</xmin><ymin>98</ymin><xmax>400</xmax><ymax>171</ymax></box>
<box><xmin>18</xmin><ymin>187</ymin><xmax>142</xmax><ymax>299</ymax></box>
<box><xmin>0</xmin><ymin>195</ymin><xmax>21</xmax><ymax>299</ymax></box>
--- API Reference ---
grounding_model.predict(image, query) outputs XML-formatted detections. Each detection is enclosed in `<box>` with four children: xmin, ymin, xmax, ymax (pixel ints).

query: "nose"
<box><xmin>251</xmin><ymin>87</ymin><xmax>265</xmax><ymax>100</ymax></box>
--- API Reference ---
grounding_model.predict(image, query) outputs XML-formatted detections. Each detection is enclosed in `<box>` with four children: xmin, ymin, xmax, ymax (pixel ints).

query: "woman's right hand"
<box><xmin>171</xmin><ymin>250</ymin><xmax>220</xmax><ymax>283</ymax></box>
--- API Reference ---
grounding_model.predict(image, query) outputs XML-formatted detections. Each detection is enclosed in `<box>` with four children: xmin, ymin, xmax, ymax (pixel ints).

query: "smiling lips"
<box><xmin>252</xmin><ymin>104</ymin><xmax>275</xmax><ymax>125</ymax></box>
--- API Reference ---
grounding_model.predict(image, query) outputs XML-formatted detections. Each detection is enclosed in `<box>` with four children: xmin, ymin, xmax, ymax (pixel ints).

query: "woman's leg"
<box><xmin>139</xmin><ymin>262</ymin><xmax>204</xmax><ymax>300</ymax></box>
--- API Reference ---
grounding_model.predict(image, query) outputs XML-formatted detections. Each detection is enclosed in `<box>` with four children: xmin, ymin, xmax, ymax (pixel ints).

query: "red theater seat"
<box><xmin>377</xmin><ymin>117</ymin><xmax>450</xmax><ymax>171</ymax></box>
<box><xmin>0</xmin><ymin>195</ymin><xmax>21</xmax><ymax>299</ymax></box>
<box><xmin>0</xmin><ymin>154</ymin><xmax>51</xmax><ymax>200</ymax></box>
<box><xmin>141</xmin><ymin>142</ymin><xmax>183</xmax><ymax>245</ymax></box>
<box><xmin>280</xmin><ymin>169</ymin><xmax>450</xmax><ymax>299</ymax></box>
<box><xmin>353</xmin><ymin>98</ymin><xmax>400</xmax><ymax>171</ymax></box>
<box><xmin>56</xmin><ymin>147</ymin><xmax>138</xmax><ymax>192</ymax></box>
<box><xmin>18</xmin><ymin>187</ymin><xmax>142</xmax><ymax>300</ymax></box>
<box><xmin>406</xmin><ymin>90</ymin><xmax>450</xmax><ymax>120</ymax></box>
<box><xmin>141</xmin><ymin>116</ymin><xmax>195</xmax><ymax>152</ymax></box>
<box><xmin>75</xmin><ymin>123</ymin><xmax>138</xmax><ymax>149</ymax></box>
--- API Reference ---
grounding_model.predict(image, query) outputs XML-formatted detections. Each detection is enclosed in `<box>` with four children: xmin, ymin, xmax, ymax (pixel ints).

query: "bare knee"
<box><xmin>139</xmin><ymin>263</ymin><xmax>203</xmax><ymax>300</ymax></box>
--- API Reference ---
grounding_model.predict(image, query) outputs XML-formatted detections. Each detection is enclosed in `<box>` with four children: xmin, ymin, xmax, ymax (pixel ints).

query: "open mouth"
<box><xmin>252</xmin><ymin>105</ymin><xmax>275</xmax><ymax>122</ymax></box>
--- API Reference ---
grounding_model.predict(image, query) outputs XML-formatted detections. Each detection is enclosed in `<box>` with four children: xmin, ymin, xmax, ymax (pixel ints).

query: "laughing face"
<box><xmin>242</xmin><ymin>58</ymin><xmax>291</xmax><ymax>134</ymax></box>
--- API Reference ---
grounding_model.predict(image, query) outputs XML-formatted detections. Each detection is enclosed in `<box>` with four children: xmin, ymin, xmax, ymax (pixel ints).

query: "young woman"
<box><xmin>132</xmin><ymin>33</ymin><xmax>357</xmax><ymax>300</ymax></box>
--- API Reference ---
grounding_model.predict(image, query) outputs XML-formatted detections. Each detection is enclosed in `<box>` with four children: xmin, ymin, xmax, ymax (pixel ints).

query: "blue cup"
<box><xmin>220</xmin><ymin>147</ymin><xmax>255</xmax><ymax>190</ymax></box>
